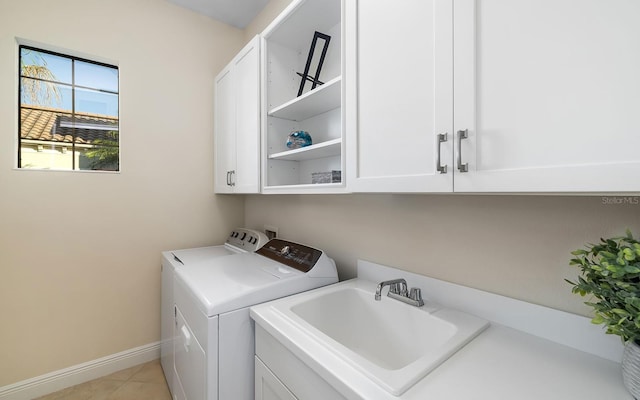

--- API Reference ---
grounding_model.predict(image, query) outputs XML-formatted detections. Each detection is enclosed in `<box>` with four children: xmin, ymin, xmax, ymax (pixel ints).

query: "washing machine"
<box><xmin>172</xmin><ymin>238</ymin><xmax>338</xmax><ymax>400</ymax></box>
<box><xmin>160</xmin><ymin>228</ymin><xmax>268</xmax><ymax>395</ymax></box>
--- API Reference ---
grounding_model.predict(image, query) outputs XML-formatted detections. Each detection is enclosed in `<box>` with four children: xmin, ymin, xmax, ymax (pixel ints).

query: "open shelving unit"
<box><xmin>261</xmin><ymin>0</ymin><xmax>344</xmax><ymax>193</ymax></box>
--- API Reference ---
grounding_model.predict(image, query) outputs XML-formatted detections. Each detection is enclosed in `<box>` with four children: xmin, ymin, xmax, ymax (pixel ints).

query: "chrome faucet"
<box><xmin>375</xmin><ymin>278</ymin><xmax>424</xmax><ymax>307</ymax></box>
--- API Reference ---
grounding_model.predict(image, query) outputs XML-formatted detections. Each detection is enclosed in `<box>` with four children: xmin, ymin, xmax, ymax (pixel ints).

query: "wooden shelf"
<box><xmin>268</xmin><ymin>76</ymin><xmax>341</xmax><ymax>121</ymax></box>
<box><xmin>268</xmin><ymin>138</ymin><xmax>341</xmax><ymax>161</ymax></box>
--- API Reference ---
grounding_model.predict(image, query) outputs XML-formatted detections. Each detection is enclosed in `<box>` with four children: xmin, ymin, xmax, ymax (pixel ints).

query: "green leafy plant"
<box><xmin>567</xmin><ymin>230</ymin><xmax>640</xmax><ymax>343</ymax></box>
<box><xmin>85</xmin><ymin>131</ymin><xmax>119</xmax><ymax>171</ymax></box>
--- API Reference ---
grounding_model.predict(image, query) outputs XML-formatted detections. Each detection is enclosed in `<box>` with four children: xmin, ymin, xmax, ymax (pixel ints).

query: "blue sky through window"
<box><xmin>20</xmin><ymin>48</ymin><xmax>118</xmax><ymax>117</ymax></box>
<box><xmin>75</xmin><ymin>60</ymin><xmax>118</xmax><ymax>92</ymax></box>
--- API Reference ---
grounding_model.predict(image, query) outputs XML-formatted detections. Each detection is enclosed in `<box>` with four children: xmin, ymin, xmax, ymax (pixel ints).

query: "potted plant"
<box><xmin>567</xmin><ymin>230</ymin><xmax>640</xmax><ymax>398</ymax></box>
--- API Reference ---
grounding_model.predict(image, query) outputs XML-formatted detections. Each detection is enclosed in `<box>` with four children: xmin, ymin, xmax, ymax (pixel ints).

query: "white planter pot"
<box><xmin>623</xmin><ymin>340</ymin><xmax>640</xmax><ymax>399</ymax></box>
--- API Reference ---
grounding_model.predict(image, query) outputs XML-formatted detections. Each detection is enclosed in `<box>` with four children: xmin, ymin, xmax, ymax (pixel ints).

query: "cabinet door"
<box><xmin>346</xmin><ymin>0</ymin><xmax>453</xmax><ymax>192</ymax></box>
<box><xmin>255</xmin><ymin>357</ymin><xmax>298</xmax><ymax>400</ymax></box>
<box><xmin>234</xmin><ymin>36</ymin><xmax>261</xmax><ymax>193</ymax></box>
<box><xmin>214</xmin><ymin>36</ymin><xmax>261</xmax><ymax>194</ymax></box>
<box><xmin>214</xmin><ymin>65</ymin><xmax>235</xmax><ymax>194</ymax></box>
<box><xmin>454</xmin><ymin>0</ymin><xmax>640</xmax><ymax>192</ymax></box>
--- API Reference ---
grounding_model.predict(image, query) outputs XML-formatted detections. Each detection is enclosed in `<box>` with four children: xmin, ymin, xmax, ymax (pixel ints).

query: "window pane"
<box><xmin>75</xmin><ymin>87</ymin><xmax>118</xmax><ymax>116</ymax></box>
<box><xmin>79</xmin><ymin>135</ymin><xmax>120</xmax><ymax>171</ymax></box>
<box><xmin>21</xmin><ymin>104</ymin><xmax>69</xmax><ymax>144</ymax></box>
<box><xmin>20</xmin><ymin>105</ymin><xmax>75</xmax><ymax>170</ymax></box>
<box><xmin>20</xmin><ymin>78</ymin><xmax>72</xmax><ymax>110</ymax></box>
<box><xmin>19</xmin><ymin>141</ymin><xmax>74</xmax><ymax>170</ymax></box>
<box><xmin>20</xmin><ymin>48</ymin><xmax>72</xmax><ymax>84</ymax></box>
<box><xmin>75</xmin><ymin>61</ymin><xmax>118</xmax><ymax>92</ymax></box>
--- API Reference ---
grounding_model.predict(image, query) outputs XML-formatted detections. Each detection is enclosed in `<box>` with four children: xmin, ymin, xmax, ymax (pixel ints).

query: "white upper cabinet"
<box><xmin>214</xmin><ymin>64</ymin><xmax>235</xmax><ymax>194</ymax></box>
<box><xmin>454</xmin><ymin>0</ymin><xmax>640</xmax><ymax>192</ymax></box>
<box><xmin>346</xmin><ymin>0</ymin><xmax>453</xmax><ymax>193</ymax></box>
<box><xmin>348</xmin><ymin>0</ymin><xmax>640</xmax><ymax>193</ymax></box>
<box><xmin>214</xmin><ymin>36</ymin><xmax>261</xmax><ymax>194</ymax></box>
<box><xmin>261</xmin><ymin>0</ymin><xmax>345</xmax><ymax>193</ymax></box>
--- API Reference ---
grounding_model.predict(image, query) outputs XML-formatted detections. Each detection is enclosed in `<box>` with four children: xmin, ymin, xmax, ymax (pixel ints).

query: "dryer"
<box><xmin>173</xmin><ymin>238</ymin><xmax>338</xmax><ymax>400</ymax></box>
<box><xmin>160</xmin><ymin>228</ymin><xmax>268</xmax><ymax>395</ymax></box>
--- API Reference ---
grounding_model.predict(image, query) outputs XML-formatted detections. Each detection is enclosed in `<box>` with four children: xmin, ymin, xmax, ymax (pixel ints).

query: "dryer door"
<box><xmin>175</xmin><ymin>307</ymin><xmax>206</xmax><ymax>400</ymax></box>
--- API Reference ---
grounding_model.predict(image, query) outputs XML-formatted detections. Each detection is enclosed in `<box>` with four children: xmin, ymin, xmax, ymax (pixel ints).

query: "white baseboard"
<box><xmin>0</xmin><ymin>342</ymin><xmax>160</xmax><ymax>400</ymax></box>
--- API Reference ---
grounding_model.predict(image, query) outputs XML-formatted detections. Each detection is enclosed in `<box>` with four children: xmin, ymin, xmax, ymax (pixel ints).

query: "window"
<box><xmin>19</xmin><ymin>46</ymin><xmax>119</xmax><ymax>171</ymax></box>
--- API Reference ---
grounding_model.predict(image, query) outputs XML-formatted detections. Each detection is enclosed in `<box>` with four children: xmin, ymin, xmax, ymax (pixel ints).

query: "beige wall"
<box><xmin>245</xmin><ymin>194</ymin><xmax>640</xmax><ymax>316</ymax></box>
<box><xmin>0</xmin><ymin>0</ymin><xmax>245</xmax><ymax>386</ymax></box>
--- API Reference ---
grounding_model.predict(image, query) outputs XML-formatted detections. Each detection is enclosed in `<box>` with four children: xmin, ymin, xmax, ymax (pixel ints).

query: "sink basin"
<box><xmin>291</xmin><ymin>287</ymin><xmax>458</xmax><ymax>370</ymax></box>
<box><xmin>258</xmin><ymin>280</ymin><xmax>489</xmax><ymax>395</ymax></box>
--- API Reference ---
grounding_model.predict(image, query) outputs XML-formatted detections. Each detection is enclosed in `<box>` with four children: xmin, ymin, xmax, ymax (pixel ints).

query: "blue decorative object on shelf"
<box><xmin>286</xmin><ymin>131</ymin><xmax>312</xmax><ymax>149</ymax></box>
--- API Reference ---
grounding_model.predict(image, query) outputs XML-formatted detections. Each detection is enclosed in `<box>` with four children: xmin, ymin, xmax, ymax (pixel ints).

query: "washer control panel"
<box><xmin>256</xmin><ymin>239</ymin><xmax>323</xmax><ymax>273</ymax></box>
<box><xmin>226</xmin><ymin>228</ymin><xmax>268</xmax><ymax>252</ymax></box>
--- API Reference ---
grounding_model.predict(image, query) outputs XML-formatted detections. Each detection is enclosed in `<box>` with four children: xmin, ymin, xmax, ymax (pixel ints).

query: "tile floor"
<box><xmin>34</xmin><ymin>359</ymin><xmax>171</xmax><ymax>400</ymax></box>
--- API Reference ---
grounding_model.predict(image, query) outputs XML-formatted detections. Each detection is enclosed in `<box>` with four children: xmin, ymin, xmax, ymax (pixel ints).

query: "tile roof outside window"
<box><xmin>20</xmin><ymin>105</ymin><xmax>118</xmax><ymax>145</ymax></box>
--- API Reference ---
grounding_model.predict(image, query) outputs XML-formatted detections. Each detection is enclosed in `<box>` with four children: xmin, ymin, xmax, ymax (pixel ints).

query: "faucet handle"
<box><xmin>391</xmin><ymin>282</ymin><xmax>408</xmax><ymax>296</ymax></box>
<box><xmin>399</xmin><ymin>282</ymin><xmax>408</xmax><ymax>296</ymax></box>
<box><xmin>409</xmin><ymin>288</ymin><xmax>424</xmax><ymax>307</ymax></box>
<box><xmin>389</xmin><ymin>282</ymin><xmax>398</xmax><ymax>294</ymax></box>
<box><xmin>409</xmin><ymin>287</ymin><xmax>424</xmax><ymax>305</ymax></box>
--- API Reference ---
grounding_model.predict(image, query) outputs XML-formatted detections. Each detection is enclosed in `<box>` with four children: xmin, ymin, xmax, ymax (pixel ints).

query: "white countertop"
<box><xmin>402</xmin><ymin>323</ymin><xmax>629</xmax><ymax>399</ymax></box>
<box><xmin>250</xmin><ymin>259</ymin><xmax>633</xmax><ymax>399</ymax></box>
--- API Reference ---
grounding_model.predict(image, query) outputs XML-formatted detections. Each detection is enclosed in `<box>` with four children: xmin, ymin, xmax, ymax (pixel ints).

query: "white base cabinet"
<box><xmin>214</xmin><ymin>36</ymin><xmax>261</xmax><ymax>193</ymax></box>
<box><xmin>347</xmin><ymin>0</ymin><xmax>640</xmax><ymax>193</ymax></box>
<box><xmin>255</xmin><ymin>325</ymin><xmax>347</xmax><ymax>400</ymax></box>
<box><xmin>255</xmin><ymin>358</ymin><xmax>297</xmax><ymax>400</ymax></box>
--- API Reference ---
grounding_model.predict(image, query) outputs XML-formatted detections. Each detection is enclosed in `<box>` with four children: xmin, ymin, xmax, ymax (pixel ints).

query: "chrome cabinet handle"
<box><xmin>457</xmin><ymin>129</ymin><xmax>469</xmax><ymax>173</ymax></box>
<box><xmin>230</xmin><ymin>170</ymin><xmax>236</xmax><ymax>187</ymax></box>
<box><xmin>226</xmin><ymin>171</ymin><xmax>231</xmax><ymax>186</ymax></box>
<box><xmin>436</xmin><ymin>133</ymin><xmax>448</xmax><ymax>174</ymax></box>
